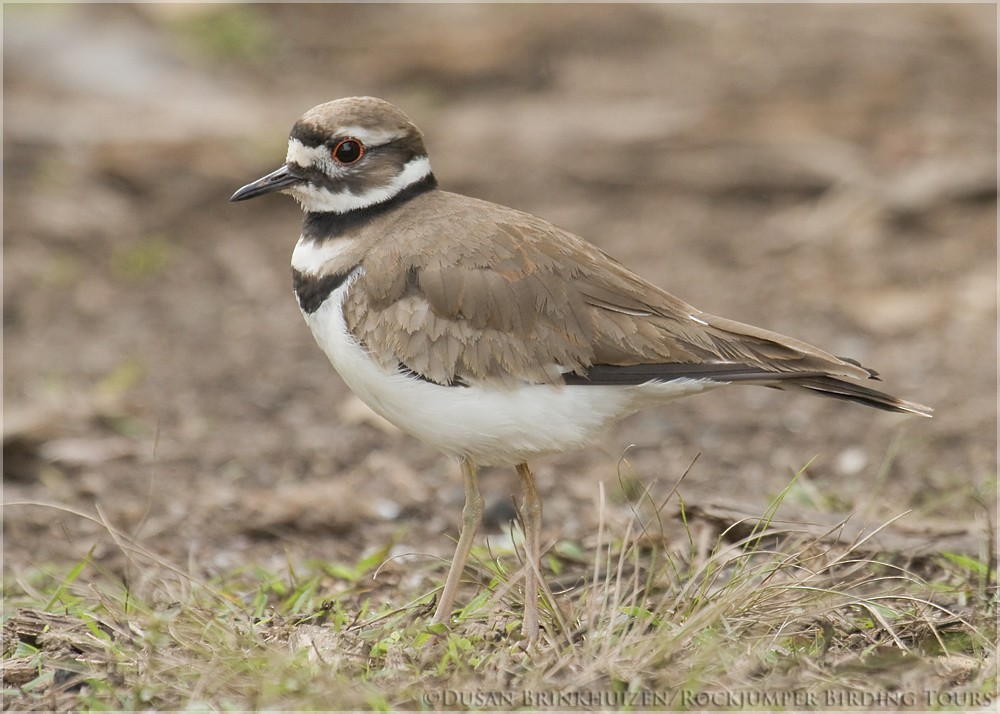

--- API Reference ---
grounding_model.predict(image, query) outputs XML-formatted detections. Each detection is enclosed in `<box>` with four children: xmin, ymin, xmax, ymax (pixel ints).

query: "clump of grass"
<box><xmin>3</xmin><ymin>475</ymin><xmax>996</xmax><ymax>710</ymax></box>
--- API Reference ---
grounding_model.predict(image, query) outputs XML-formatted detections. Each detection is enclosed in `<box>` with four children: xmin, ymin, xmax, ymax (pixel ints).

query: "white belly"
<box><xmin>302</xmin><ymin>275</ymin><xmax>719</xmax><ymax>467</ymax></box>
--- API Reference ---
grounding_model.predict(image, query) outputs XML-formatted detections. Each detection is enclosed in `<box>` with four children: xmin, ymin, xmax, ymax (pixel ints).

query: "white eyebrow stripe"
<box><xmin>334</xmin><ymin>125</ymin><xmax>400</xmax><ymax>147</ymax></box>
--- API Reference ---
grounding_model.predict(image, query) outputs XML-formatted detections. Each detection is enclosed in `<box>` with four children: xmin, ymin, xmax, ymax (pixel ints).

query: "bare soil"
<box><xmin>4</xmin><ymin>3</ymin><xmax>996</xmax><ymax>621</ymax></box>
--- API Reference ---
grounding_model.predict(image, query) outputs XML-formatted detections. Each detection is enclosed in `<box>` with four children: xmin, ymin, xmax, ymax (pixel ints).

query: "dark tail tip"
<box><xmin>796</xmin><ymin>376</ymin><xmax>933</xmax><ymax>417</ymax></box>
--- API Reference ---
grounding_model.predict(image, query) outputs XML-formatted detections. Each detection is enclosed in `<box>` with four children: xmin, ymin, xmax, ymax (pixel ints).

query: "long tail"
<box><xmin>564</xmin><ymin>362</ymin><xmax>933</xmax><ymax>417</ymax></box>
<box><xmin>775</xmin><ymin>374</ymin><xmax>932</xmax><ymax>416</ymax></box>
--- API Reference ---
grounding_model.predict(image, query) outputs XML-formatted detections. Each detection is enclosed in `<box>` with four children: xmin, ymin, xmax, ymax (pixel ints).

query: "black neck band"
<box><xmin>302</xmin><ymin>172</ymin><xmax>438</xmax><ymax>241</ymax></box>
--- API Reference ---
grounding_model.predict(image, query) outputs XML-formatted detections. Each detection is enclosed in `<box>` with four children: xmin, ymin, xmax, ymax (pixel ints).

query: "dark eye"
<box><xmin>332</xmin><ymin>138</ymin><xmax>364</xmax><ymax>164</ymax></box>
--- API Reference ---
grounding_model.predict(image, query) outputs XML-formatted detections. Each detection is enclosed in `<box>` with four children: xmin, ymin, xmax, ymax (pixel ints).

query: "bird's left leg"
<box><xmin>515</xmin><ymin>462</ymin><xmax>542</xmax><ymax>641</ymax></box>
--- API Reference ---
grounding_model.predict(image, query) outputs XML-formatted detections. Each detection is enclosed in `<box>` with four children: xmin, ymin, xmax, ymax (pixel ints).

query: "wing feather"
<box><xmin>343</xmin><ymin>190</ymin><xmax>879</xmax><ymax>388</ymax></box>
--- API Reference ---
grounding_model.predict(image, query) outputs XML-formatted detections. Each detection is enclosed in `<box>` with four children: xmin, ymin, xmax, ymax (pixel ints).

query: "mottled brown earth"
<box><xmin>4</xmin><ymin>4</ymin><xmax>996</xmax><ymax>612</ymax></box>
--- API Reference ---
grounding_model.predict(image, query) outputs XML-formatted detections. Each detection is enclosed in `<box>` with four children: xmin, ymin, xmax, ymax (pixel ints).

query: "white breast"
<box><xmin>291</xmin><ymin>236</ymin><xmax>358</xmax><ymax>274</ymax></box>
<box><xmin>299</xmin><ymin>273</ymin><xmax>721</xmax><ymax>467</ymax></box>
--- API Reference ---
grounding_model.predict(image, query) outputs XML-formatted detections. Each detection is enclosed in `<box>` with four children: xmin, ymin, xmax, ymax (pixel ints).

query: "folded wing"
<box><xmin>343</xmin><ymin>192</ymin><xmax>931</xmax><ymax>416</ymax></box>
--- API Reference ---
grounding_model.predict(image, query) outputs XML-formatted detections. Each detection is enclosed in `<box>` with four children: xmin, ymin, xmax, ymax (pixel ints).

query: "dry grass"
<box><xmin>3</xmin><ymin>475</ymin><xmax>996</xmax><ymax>712</ymax></box>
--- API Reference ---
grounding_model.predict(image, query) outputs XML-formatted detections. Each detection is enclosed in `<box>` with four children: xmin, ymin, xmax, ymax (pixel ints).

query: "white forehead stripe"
<box><xmin>285</xmin><ymin>155</ymin><xmax>433</xmax><ymax>214</ymax></box>
<box><xmin>286</xmin><ymin>138</ymin><xmax>327</xmax><ymax>167</ymax></box>
<box><xmin>292</xmin><ymin>236</ymin><xmax>358</xmax><ymax>275</ymax></box>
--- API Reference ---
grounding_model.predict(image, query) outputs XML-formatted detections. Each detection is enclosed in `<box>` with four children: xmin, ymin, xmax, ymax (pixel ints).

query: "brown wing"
<box><xmin>344</xmin><ymin>190</ymin><xmax>879</xmax><ymax>389</ymax></box>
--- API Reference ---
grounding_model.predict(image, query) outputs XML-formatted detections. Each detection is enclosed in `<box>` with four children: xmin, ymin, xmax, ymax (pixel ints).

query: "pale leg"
<box><xmin>515</xmin><ymin>462</ymin><xmax>542</xmax><ymax>641</ymax></box>
<box><xmin>432</xmin><ymin>459</ymin><xmax>484</xmax><ymax>626</ymax></box>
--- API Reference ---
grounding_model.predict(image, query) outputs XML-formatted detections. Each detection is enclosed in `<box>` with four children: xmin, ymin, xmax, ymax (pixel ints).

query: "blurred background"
<box><xmin>4</xmin><ymin>4</ymin><xmax>996</xmax><ymax>579</ymax></box>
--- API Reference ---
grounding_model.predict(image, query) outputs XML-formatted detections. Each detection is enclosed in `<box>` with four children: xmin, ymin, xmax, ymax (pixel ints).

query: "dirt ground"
<box><xmin>4</xmin><ymin>5</ymin><xmax>996</xmax><ymax>606</ymax></box>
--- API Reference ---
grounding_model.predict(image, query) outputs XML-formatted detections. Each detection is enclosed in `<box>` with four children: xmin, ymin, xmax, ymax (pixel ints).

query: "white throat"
<box><xmin>283</xmin><ymin>138</ymin><xmax>432</xmax><ymax>214</ymax></box>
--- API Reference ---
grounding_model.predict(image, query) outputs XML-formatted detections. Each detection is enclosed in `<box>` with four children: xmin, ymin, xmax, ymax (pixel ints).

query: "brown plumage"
<box><xmin>328</xmin><ymin>190</ymin><xmax>928</xmax><ymax>415</ymax></box>
<box><xmin>231</xmin><ymin>96</ymin><xmax>931</xmax><ymax>643</ymax></box>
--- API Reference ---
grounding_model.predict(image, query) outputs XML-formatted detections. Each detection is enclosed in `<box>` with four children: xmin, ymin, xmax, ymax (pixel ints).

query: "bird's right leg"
<box><xmin>431</xmin><ymin>458</ymin><xmax>484</xmax><ymax>626</ymax></box>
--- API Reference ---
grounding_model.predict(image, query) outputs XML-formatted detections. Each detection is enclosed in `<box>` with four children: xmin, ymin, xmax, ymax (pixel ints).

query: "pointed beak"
<box><xmin>230</xmin><ymin>164</ymin><xmax>305</xmax><ymax>202</ymax></box>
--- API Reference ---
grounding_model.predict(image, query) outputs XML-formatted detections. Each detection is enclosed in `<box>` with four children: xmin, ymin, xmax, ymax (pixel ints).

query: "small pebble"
<box><xmin>836</xmin><ymin>446</ymin><xmax>868</xmax><ymax>476</ymax></box>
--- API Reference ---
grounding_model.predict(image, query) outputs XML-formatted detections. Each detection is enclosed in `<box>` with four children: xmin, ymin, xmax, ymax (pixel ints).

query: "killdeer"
<box><xmin>231</xmin><ymin>96</ymin><xmax>931</xmax><ymax>641</ymax></box>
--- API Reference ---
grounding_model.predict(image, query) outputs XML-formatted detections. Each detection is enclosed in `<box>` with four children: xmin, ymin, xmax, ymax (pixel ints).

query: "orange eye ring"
<box><xmin>332</xmin><ymin>138</ymin><xmax>364</xmax><ymax>165</ymax></box>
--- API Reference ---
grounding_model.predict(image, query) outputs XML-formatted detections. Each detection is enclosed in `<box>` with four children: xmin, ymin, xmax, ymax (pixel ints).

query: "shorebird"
<box><xmin>231</xmin><ymin>96</ymin><xmax>931</xmax><ymax>641</ymax></box>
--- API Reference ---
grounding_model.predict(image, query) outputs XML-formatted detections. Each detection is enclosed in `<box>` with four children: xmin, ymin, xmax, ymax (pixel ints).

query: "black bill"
<box><xmin>230</xmin><ymin>165</ymin><xmax>305</xmax><ymax>202</ymax></box>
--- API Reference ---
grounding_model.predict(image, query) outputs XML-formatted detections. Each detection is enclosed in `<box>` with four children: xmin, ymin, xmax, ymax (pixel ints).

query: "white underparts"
<box><xmin>298</xmin><ymin>273</ymin><xmax>724</xmax><ymax>467</ymax></box>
